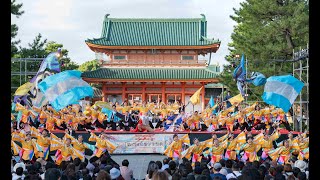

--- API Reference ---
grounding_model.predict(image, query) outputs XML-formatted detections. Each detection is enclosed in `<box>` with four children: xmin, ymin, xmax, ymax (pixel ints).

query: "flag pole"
<box><xmin>245</xmin><ymin>57</ymin><xmax>248</xmax><ymax>103</ymax></box>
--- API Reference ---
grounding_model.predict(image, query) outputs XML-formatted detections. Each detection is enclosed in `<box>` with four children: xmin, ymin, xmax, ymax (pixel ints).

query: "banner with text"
<box><xmin>104</xmin><ymin>134</ymin><xmax>187</xmax><ymax>154</ymax></box>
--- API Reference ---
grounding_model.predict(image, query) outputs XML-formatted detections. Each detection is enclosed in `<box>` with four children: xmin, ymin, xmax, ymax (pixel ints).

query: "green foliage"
<box><xmin>11</xmin><ymin>35</ymin><xmax>79</xmax><ymax>95</ymax></box>
<box><xmin>78</xmin><ymin>60</ymin><xmax>99</xmax><ymax>72</ymax></box>
<box><xmin>219</xmin><ymin>0</ymin><xmax>309</xmax><ymax>101</ymax></box>
<box><xmin>11</xmin><ymin>0</ymin><xmax>24</xmax><ymax>56</ymax></box>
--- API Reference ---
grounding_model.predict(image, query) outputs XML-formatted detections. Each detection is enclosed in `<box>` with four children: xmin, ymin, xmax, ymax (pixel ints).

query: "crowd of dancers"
<box><xmin>11</xmin><ymin>98</ymin><xmax>294</xmax><ymax>134</ymax></box>
<box><xmin>11</xmin><ymin>122</ymin><xmax>309</xmax><ymax>167</ymax></box>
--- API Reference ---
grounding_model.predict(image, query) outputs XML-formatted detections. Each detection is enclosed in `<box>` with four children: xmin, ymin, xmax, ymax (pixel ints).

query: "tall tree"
<box><xmin>78</xmin><ymin>60</ymin><xmax>100</xmax><ymax>72</ymax></box>
<box><xmin>219</xmin><ymin>0</ymin><xmax>309</xmax><ymax>100</ymax></box>
<box><xmin>11</xmin><ymin>0</ymin><xmax>24</xmax><ymax>56</ymax></box>
<box><xmin>45</xmin><ymin>41</ymin><xmax>79</xmax><ymax>71</ymax></box>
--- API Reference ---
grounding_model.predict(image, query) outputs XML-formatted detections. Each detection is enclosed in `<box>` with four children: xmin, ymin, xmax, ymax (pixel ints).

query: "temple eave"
<box><xmin>82</xmin><ymin>78</ymin><xmax>219</xmax><ymax>83</ymax></box>
<box><xmin>85</xmin><ymin>42</ymin><xmax>220</xmax><ymax>51</ymax></box>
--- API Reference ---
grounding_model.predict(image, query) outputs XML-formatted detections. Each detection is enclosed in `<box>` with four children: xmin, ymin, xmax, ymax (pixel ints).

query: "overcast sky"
<box><xmin>12</xmin><ymin>0</ymin><xmax>244</xmax><ymax>66</ymax></box>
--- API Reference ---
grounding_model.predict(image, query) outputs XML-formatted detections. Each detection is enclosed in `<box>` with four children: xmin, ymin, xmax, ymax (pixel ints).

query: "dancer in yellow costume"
<box><xmin>187</xmin><ymin>111</ymin><xmax>201</xmax><ymax>130</ymax></box>
<box><xmin>256</xmin><ymin>128</ymin><xmax>280</xmax><ymax>160</ymax></box>
<box><xmin>163</xmin><ymin>134</ymin><xmax>190</xmax><ymax>160</ymax></box>
<box><xmin>181</xmin><ymin>138</ymin><xmax>211</xmax><ymax>166</ymax></box>
<box><xmin>11</xmin><ymin>131</ymin><xmax>37</xmax><ymax>162</ymax></box>
<box><xmin>88</xmin><ymin>132</ymin><xmax>117</xmax><ymax>157</ymax></box>
<box><xmin>239</xmin><ymin>136</ymin><xmax>261</xmax><ymax>162</ymax></box>
<box><xmin>225</xmin><ymin>132</ymin><xmax>246</xmax><ymax>160</ymax></box>
<box><xmin>268</xmin><ymin>140</ymin><xmax>293</xmax><ymax>165</ymax></box>
<box><xmin>203</xmin><ymin>138</ymin><xmax>228</xmax><ymax>166</ymax></box>
<box><xmin>30</xmin><ymin>127</ymin><xmax>51</xmax><ymax>160</ymax></box>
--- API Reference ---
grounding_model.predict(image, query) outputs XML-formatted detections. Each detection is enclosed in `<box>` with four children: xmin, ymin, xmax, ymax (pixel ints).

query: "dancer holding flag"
<box><xmin>88</xmin><ymin>131</ymin><xmax>117</xmax><ymax>158</ymax></box>
<box><xmin>163</xmin><ymin>134</ymin><xmax>190</xmax><ymax>160</ymax></box>
<box><xmin>181</xmin><ymin>138</ymin><xmax>211</xmax><ymax>166</ymax></box>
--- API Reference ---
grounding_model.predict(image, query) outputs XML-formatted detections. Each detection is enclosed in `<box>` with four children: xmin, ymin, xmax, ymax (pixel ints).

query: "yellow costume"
<box><xmin>181</xmin><ymin>140</ymin><xmax>211</xmax><ymax>166</ymax></box>
<box><xmin>30</xmin><ymin>127</ymin><xmax>51</xmax><ymax>160</ymax></box>
<box><xmin>204</xmin><ymin>139</ymin><xmax>228</xmax><ymax>165</ymax></box>
<box><xmin>11</xmin><ymin>132</ymin><xmax>37</xmax><ymax>161</ymax></box>
<box><xmin>88</xmin><ymin>132</ymin><xmax>117</xmax><ymax>157</ymax></box>
<box><xmin>163</xmin><ymin>134</ymin><xmax>190</xmax><ymax>159</ymax></box>
<box><xmin>187</xmin><ymin>114</ymin><xmax>201</xmax><ymax>129</ymax></box>
<box><xmin>268</xmin><ymin>145</ymin><xmax>292</xmax><ymax>164</ymax></box>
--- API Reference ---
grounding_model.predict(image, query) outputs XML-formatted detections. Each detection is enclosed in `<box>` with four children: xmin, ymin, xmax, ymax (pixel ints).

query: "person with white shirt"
<box><xmin>226</xmin><ymin>162</ymin><xmax>241</xmax><ymax>179</ymax></box>
<box><xmin>137</xmin><ymin>112</ymin><xmax>154</xmax><ymax>132</ymax></box>
<box><xmin>120</xmin><ymin>159</ymin><xmax>133</xmax><ymax>180</ymax></box>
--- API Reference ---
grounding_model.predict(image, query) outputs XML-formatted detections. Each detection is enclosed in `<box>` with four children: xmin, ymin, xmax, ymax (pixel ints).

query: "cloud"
<box><xmin>14</xmin><ymin>0</ymin><xmax>244</xmax><ymax>65</ymax></box>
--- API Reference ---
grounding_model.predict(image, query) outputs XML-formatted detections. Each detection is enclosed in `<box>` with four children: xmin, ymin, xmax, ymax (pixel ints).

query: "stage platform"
<box><xmin>48</xmin><ymin>128</ymin><xmax>300</xmax><ymax>155</ymax></box>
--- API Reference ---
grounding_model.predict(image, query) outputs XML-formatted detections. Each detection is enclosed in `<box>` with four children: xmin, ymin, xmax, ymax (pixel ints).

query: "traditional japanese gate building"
<box><xmin>82</xmin><ymin>14</ymin><xmax>223</xmax><ymax>112</ymax></box>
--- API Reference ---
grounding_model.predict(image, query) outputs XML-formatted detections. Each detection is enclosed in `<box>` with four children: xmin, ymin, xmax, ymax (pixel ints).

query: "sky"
<box><xmin>12</xmin><ymin>0</ymin><xmax>245</xmax><ymax>66</ymax></box>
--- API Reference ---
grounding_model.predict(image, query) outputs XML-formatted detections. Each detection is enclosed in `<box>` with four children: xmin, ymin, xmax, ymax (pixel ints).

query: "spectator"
<box><xmin>237</xmin><ymin>167</ymin><xmax>261</xmax><ymax>180</ymax></box>
<box><xmin>146</xmin><ymin>163</ymin><xmax>159</xmax><ymax>180</ymax></box>
<box><xmin>96</xmin><ymin>169</ymin><xmax>111</xmax><ymax>180</ymax></box>
<box><xmin>172</xmin><ymin>172</ymin><xmax>181</xmax><ymax>180</ymax></box>
<box><xmin>161</xmin><ymin>158</ymin><xmax>170</xmax><ymax>171</ymax></box>
<box><xmin>210</xmin><ymin>163</ymin><xmax>227</xmax><ymax>180</ymax></box>
<box><xmin>44</xmin><ymin>168</ymin><xmax>62</xmax><ymax>180</ymax></box>
<box><xmin>226</xmin><ymin>162</ymin><xmax>241</xmax><ymax>179</ymax></box>
<box><xmin>109</xmin><ymin>167</ymin><xmax>124</xmax><ymax>180</ymax></box>
<box><xmin>12</xmin><ymin>167</ymin><xmax>25</xmax><ymax>180</ymax></box>
<box><xmin>73</xmin><ymin>158</ymin><xmax>82</xmax><ymax>172</ymax></box>
<box><xmin>152</xmin><ymin>170</ymin><xmax>170</xmax><ymax>180</ymax></box>
<box><xmin>225</xmin><ymin>160</ymin><xmax>233</xmax><ymax>174</ymax></box>
<box><xmin>120</xmin><ymin>159</ymin><xmax>133</xmax><ymax>180</ymax></box>
<box><xmin>168</xmin><ymin>160</ymin><xmax>177</xmax><ymax>175</ymax></box>
<box><xmin>194</xmin><ymin>165</ymin><xmax>203</xmax><ymax>179</ymax></box>
<box><xmin>292</xmin><ymin>167</ymin><xmax>301</xmax><ymax>179</ymax></box>
<box><xmin>155</xmin><ymin>161</ymin><xmax>162</xmax><ymax>170</ymax></box>
<box><xmin>283</xmin><ymin>164</ymin><xmax>295</xmax><ymax>179</ymax></box>
<box><xmin>297</xmin><ymin>172</ymin><xmax>307</xmax><ymax>180</ymax></box>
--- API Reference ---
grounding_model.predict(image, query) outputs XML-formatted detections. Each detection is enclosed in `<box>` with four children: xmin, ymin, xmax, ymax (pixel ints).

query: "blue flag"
<box><xmin>209</xmin><ymin>96</ymin><xmax>215</xmax><ymax>108</ymax></box>
<box><xmin>233</xmin><ymin>54</ymin><xmax>246</xmax><ymax>82</ymax></box>
<box><xmin>262</xmin><ymin>75</ymin><xmax>304</xmax><ymax>112</ymax></box>
<box><xmin>38</xmin><ymin>70</ymin><xmax>93</xmax><ymax>111</ymax></box>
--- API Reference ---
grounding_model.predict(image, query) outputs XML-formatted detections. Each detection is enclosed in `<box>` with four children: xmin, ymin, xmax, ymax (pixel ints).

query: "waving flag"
<box><xmin>228</xmin><ymin>94</ymin><xmax>244</xmax><ymax>105</ymax></box>
<box><xmin>190</xmin><ymin>87</ymin><xmax>203</xmax><ymax>105</ymax></box>
<box><xmin>262</xmin><ymin>75</ymin><xmax>304</xmax><ymax>112</ymax></box>
<box><xmin>209</xmin><ymin>96</ymin><xmax>215</xmax><ymax>108</ymax></box>
<box><xmin>247</xmin><ymin>72</ymin><xmax>266</xmax><ymax>86</ymax></box>
<box><xmin>38</xmin><ymin>70</ymin><xmax>93</xmax><ymax>111</ymax></box>
<box><xmin>233</xmin><ymin>54</ymin><xmax>246</xmax><ymax>96</ymax></box>
<box><xmin>13</xmin><ymin>49</ymin><xmax>62</xmax><ymax>107</ymax></box>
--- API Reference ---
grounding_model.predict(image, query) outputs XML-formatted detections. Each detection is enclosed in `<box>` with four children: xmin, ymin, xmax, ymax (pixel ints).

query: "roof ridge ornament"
<box><xmin>105</xmin><ymin>14</ymin><xmax>110</xmax><ymax>20</ymax></box>
<box><xmin>200</xmin><ymin>14</ymin><xmax>206</xmax><ymax>21</ymax></box>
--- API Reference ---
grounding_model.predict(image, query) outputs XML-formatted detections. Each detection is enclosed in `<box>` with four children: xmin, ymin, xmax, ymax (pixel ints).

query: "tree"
<box><xmin>11</xmin><ymin>0</ymin><xmax>24</xmax><ymax>56</ymax></box>
<box><xmin>45</xmin><ymin>41</ymin><xmax>79</xmax><ymax>71</ymax></box>
<box><xmin>219</xmin><ymin>0</ymin><xmax>309</xmax><ymax>101</ymax></box>
<box><xmin>17</xmin><ymin>33</ymin><xmax>47</xmax><ymax>58</ymax></box>
<box><xmin>78</xmin><ymin>60</ymin><xmax>99</xmax><ymax>72</ymax></box>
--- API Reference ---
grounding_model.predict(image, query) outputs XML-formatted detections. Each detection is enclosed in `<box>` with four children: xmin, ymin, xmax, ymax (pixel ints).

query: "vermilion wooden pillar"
<box><xmin>102</xmin><ymin>83</ymin><xmax>107</xmax><ymax>102</ymax></box>
<box><xmin>142</xmin><ymin>82</ymin><xmax>146</xmax><ymax>102</ymax></box>
<box><xmin>122</xmin><ymin>82</ymin><xmax>126</xmax><ymax>103</ymax></box>
<box><xmin>181</xmin><ymin>82</ymin><xmax>185</xmax><ymax>104</ymax></box>
<box><xmin>161</xmin><ymin>82</ymin><xmax>165</xmax><ymax>103</ymax></box>
<box><xmin>201</xmin><ymin>82</ymin><xmax>205</xmax><ymax>112</ymax></box>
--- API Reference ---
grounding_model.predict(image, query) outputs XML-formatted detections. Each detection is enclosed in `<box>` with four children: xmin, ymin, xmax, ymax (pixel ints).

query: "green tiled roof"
<box><xmin>81</xmin><ymin>68</ymin><xmax>218</xmax><ymax>80</ymax></box>
<box><xmin>85</xmin><ymin>14</ymin><xmax>220</xmax><ymax>46</ymax></box>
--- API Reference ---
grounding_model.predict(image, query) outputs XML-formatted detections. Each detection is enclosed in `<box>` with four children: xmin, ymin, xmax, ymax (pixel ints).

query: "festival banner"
<box><xmin>104</xmin><ymin>134</ymin><xmax>188</xmax><ymax>154</ymax></box>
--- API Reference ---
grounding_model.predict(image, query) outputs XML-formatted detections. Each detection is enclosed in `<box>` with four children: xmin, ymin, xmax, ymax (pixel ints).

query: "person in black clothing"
<box><xmin>224</xmin><ymin>91</ymin><xmax>232</xmax><ymax>108</ymax></box>
<box><xmin>117</xmin><ymin>111</ymin><xmax>135</xmax><ymax>131</ymax></box>
<box><xmin>103</xmin><ymin>105</ymin><xmax>118</xmax><ymax>131</ymax></box>
<box><xmin>179</xmin><ymin>102</ymin><xmax>185</xmax><ymax>113</ymax></box>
